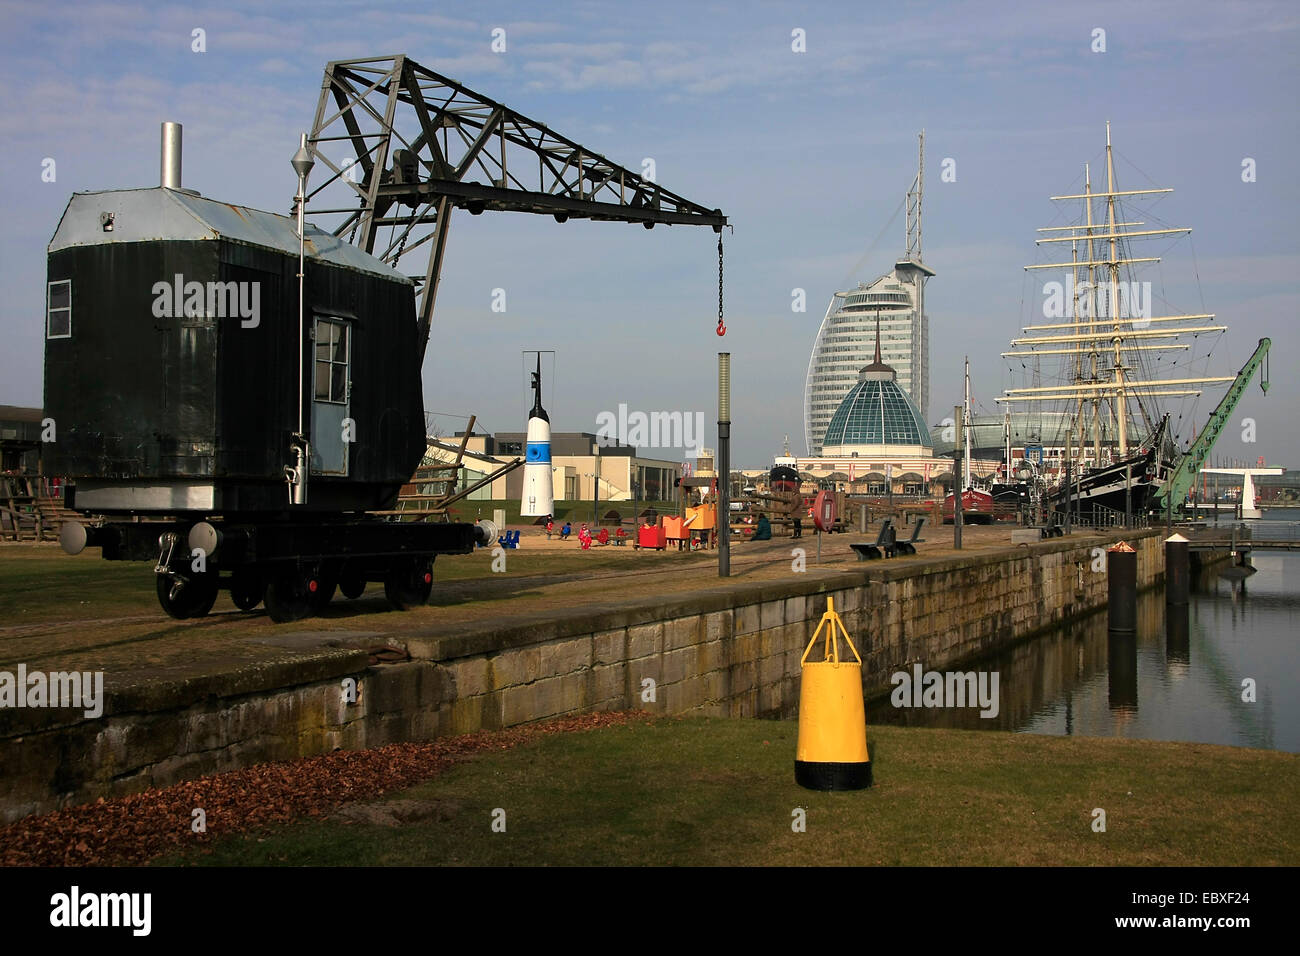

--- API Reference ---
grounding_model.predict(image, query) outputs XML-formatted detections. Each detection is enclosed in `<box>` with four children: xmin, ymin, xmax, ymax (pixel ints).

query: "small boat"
<box><xmin>770</xmin><ymin>437</ymin><xmax>800</xmax><ymax>495</ymax></box>
<box><xmin>942</xmin><ymin>487</ymin><xmax>994</xmax><ymax>523</ymax></box>
<box><xmin>989</xmin><ymin>414</ymin><xmax>1031</xmax><ymax>521</ymax></box>
<box><xmin>944</xmin><ymin>357</ymin><xmax>994</xmax><ymax>523</ymax></box>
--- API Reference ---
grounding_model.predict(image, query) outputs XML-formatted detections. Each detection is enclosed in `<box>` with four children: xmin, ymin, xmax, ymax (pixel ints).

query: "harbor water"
<box><xmin>866</xmin><ymin>509</ymin><xmax>1300</xmax><ymax>753</ymax></box>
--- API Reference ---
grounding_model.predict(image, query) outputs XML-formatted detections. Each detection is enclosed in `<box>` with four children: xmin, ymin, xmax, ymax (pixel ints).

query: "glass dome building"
<box><xmin>820</xmin><ymin>332</ymin><xmax>933</xmax><ymax>457</ymax></box>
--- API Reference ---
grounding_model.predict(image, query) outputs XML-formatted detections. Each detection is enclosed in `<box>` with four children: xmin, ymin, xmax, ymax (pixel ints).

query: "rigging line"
<box><xmin>1112</xmin><ymin>148</ymin><xmax>1175</xmax><ymax>217</ymax></box>
<box><xmin>1111</xmin><ymin>147</ymin><xmax>1174</xmax><ymax>196</ymax></box>
<box><xmin>1188</xmin><ymin>233</ymin><xmax>1208</xmax><ymax>314</ymax></box>
<box><xmin>426</xmin><ymin>410</ymin><xmax>486</xmax><ymax>422</ymax></box>
<box><xmin>835</xmin><ymin>192</ymin><xmax>906</xmax><ymax>290</ymax></box>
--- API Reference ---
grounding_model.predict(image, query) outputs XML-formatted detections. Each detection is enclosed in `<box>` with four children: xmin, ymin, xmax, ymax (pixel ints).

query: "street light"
<box><xmin>286</xmin><ymin>133</ymin><xmax>315</xmax><ymax>506</ymax></box>
<box><xmin>585</xmin><ymin>470</ymin><xmax>600</xmax><ymax>525</ymax></box>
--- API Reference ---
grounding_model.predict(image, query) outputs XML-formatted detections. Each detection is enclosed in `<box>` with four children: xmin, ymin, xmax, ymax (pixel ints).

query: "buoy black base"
<box><xmin>795</xmin><ymin>760</ymin><xmax>872</xmax><ymax>791</ymax></box>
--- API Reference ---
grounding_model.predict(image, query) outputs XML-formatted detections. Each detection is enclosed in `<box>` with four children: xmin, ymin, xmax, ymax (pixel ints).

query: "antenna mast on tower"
<box><xmin>906</xmin><ymin>130</ymin><xmax>924</xmax><ymax>263</ymax></box>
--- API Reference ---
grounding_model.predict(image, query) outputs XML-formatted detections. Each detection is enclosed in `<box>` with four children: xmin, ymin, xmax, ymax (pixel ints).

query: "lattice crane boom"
<box><xmin>1153</xmin><ymin>337</ymin><xmax>1271</xmax><ymax>511</ymax></box>
<box><xmin>304</xmin><ymin>55</ymin><xmax>728</xmax><ymax>357</ymax></box>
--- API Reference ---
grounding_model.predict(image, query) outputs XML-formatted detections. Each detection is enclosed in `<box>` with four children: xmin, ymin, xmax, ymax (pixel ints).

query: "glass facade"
<box><xmin>804</xmin><ymin>266</ymin><xmax>930</xmax><ymax>455</ymax></box>
<box><xmin>822</xmin><ymin>378</ymin><xmax>933</xmax><ymax>450</ymax></box>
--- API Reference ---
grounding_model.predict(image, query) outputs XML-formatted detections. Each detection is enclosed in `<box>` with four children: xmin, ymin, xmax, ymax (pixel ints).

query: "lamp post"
<box><xmin>953</xmin><ymin>404</ymin><xmax>963</xmax><ymax>550</ymax></box>
<box><xmin>287</xmin><ymin>133</ymin><xmax>314</xmax><ymax>506</ymax></box>
<box><xmin>718</xmin><ymin>352</ymin><xmax>731</xmax><ymax>577</ymax></box>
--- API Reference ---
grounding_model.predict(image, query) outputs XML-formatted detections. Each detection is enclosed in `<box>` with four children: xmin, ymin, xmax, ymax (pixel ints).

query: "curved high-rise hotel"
<box><xmin>803</xmin><ymin>133</ymin><xmax>934</xmax><ymax>456</ymax></box>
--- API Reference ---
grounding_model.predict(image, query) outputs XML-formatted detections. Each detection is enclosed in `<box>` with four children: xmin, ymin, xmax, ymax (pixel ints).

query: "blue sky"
<box><xmin>2</xmin><ymin>0</ymin><xmax>1296</xmax><ymax>467</ymax></box>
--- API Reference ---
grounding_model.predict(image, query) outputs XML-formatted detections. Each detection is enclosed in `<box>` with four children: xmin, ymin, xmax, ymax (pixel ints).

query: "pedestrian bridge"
<box><xmin>1184</xmin><ymin>522</ymin><xmax>1300</xmax><ymax>552</ymax></box>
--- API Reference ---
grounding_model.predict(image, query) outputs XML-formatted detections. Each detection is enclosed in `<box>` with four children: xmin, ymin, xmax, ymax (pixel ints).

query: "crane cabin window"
<box><xmin>313</xmin><ymin>318</ymin><xmax>349</xmax><ymax>404</ymax></box>
<box><xmin>47</xmin><ymin>280</ymin><xmax>71</xmax><ymax>339</ymax></box>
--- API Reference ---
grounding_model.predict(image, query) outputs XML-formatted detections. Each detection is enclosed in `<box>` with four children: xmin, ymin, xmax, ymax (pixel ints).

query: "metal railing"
<box><xmin>1053</xmin><ymin>502</ymin><xmax>1151</xmax><ymax>530</ymax></box>
<box><xmin>1184</xmin><ymin>521</ymin><xmax>1300</xmax><ymax>548</ymax></box>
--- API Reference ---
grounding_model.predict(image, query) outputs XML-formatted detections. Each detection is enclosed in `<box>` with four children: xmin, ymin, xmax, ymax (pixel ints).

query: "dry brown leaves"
<box><xmin>0</xmin><ymin>709</ymin><xmax>648</xmax><ymax>867</ymax></box>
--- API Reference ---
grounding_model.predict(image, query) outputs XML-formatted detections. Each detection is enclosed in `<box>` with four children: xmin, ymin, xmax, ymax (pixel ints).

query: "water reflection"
<box><xmin>1107</xmin><ymin>629</ymin><xmax>1138</xmax><ymax>713</ymax></box>
<box><xmin>866</xmin><ymin>547</ymin><xmax>1298</xmax><ymax>753</ymax></box>
<box><xmin>1166</xmin><ymin>604</ymin><xmax>1190</xmax><ymax>672</ymax></box>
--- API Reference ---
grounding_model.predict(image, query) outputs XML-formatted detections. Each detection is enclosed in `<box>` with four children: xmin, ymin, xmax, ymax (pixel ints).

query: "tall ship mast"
<box><xmin>996</xmin><ymin>125</ymin><xmax>1235</xmax><ymax>519</ymax></box>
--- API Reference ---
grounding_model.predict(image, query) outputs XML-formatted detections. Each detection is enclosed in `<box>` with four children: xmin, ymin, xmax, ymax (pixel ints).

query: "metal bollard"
<box><xmin>1107</xmin><ymin>540</ymin><xmax>1137</xmax><ymax>632</ymax></box>
<box><xmin>1165</xmin><ymin>533</ymin><xmax>1189</xmax><ymax>605</ymax></box>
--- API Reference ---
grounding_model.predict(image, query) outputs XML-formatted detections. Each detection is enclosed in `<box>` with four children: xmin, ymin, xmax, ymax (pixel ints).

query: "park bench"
<box><xmin>894</xmin><ymin>516</ymin><xmax>926</xmax><ymax>555</ymax></box>
<box><xmin>850</xmin><ymin>518</ymin><xmax>896</xmax><ymax>560</ymax></box>
<box><xmin>849</xmin><ymin>517</ymin><xmax>927</xmax><ymax>560</ymax></box>
<box><xmin>1019</xmin><ymin>514</ymin><xmax>1065</xmax><ymax>541</ymax></box>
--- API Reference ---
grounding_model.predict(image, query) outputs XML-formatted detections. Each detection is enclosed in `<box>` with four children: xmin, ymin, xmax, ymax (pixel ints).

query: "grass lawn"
<box><xmin>0</xmin><ymin>544</ymin><xmax>152</xmax><ymax>624</ymax></box>
<box><xmin>0</xmin><ymin>539</ymin><xmax>704</xmax><ymax>628</ymax></box>
<box><xmin>157</xmin><ymin>716</ymin><xmax>1300</xmax><ymax>866</ymax></box>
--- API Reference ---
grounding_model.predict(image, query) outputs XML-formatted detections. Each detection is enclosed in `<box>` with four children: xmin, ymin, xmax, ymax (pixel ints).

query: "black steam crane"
<box><xmin>49</xmin><ymin>55</ymin><xmax>727</xmax><ymax>622</ymax></box>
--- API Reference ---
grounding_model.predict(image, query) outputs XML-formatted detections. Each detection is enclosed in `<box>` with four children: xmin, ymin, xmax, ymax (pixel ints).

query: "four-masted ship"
<box><xmin>997</xmin><ymin>125</ymin><xmax>1232</xmax><ymax>520</ymax></box>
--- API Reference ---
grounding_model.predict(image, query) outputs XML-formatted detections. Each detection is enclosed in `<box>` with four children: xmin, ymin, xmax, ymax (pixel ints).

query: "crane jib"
<box><xmin>306</xmin><ymin>55</ymin><xmax>729</xmax><ymax>357</ymax></box>
<box><xmin>1154</xmin><ymin>338</ymin><xmax>1271</xmax><ymax>508</ymax></box>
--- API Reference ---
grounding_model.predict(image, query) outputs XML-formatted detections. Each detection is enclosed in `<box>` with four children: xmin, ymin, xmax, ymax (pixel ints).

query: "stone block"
<box><xmin>665</xmin><ymin>676</ymin><xmax>705</xmax><ymax>713</ymax></box>
<box><xmin>447</xmin><ymin>658</ymin><xmax>490</xmax><ymax>698</ymax></box>
<box><xmin>784</xmin><ymin>595</ymin><xmax>807</xmax><ymax>628</ymax></box>
<box><xmin>592</xmin><ymin>663</ymin><xmax>627</xmax><ymax>704</ymax></box>
<box><xmin>733</xmin><ymin>633</ymin><xmax>759</xmax><ymax>663</ymax></box>
<box><xmin>627</xmin><ymin>622</ymin><xmax>664</xmax><ymax>660</ymax></box>
<box><xmin>731</xmin><ymin>660</ymin><xmax>757</xmax><ymax>694</ymax></box>
<box><xmin>697</xmin><ymin>639</ymin><xmax>727</xmax><ymax>674</ymax></box>
<box><xmin>660</xmin><ymin>646</ymin><xmax>699</xmax><ymax>685</ymax></box>
<box><xmin>760</xmin><ymin>600</ymin><xmax>784</xmax><ymax>631</ymax></box>
<box><xmin>490</xmin><ymin>647</ymin><xmax>541</xmax><ymax>689</ymax></box>
<box><xmin>593</xmin><ymin>628</ymin><xmax>627</xmax><ymax>665</ymax></box>
<box><xmin>538</xmin><ymin>638</ymin><xmax>593</xmax><ymax>680</ymax></box>
<box><xmin>665</xmin><ymin>617</ymin><xmax>702</xmax><ymax>651</ymax></box>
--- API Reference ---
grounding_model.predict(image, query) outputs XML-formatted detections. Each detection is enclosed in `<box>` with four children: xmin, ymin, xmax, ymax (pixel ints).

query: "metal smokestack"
<box><xmin>161</xmin><ymin>122</ymin><xmax>182</xmax><ymax>189</ymax></box>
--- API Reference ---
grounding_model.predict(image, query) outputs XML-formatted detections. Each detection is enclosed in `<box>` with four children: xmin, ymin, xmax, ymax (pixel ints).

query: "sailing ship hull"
<box><xmin>1050</xmin><ymin>452</ymin><xmax>1164</xmax><ymax>518</ymax></box>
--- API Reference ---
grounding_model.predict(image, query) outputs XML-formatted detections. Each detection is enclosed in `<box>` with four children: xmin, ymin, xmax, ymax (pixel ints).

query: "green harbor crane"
<box><xmin>1153</xmin><ymin>337</ymin><xmax>1271</xmax><ymax>514</ymax></box>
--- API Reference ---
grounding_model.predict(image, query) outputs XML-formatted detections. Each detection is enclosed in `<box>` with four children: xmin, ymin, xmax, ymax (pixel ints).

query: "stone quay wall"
<box><xmin>1</xmin><ymin>529</ymin><xmax>1164</xmax><ymax>821</ymax></box>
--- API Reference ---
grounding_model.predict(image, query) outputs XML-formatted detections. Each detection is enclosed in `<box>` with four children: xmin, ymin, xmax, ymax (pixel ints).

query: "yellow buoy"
<box><xmin>795</xmin><ymin>596</ymin><xmax>871</xmax><ymax>790</ymax></box>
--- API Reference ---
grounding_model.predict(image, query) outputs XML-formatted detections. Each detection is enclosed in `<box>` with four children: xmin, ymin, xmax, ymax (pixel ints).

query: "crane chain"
<box><xmin>716</xmin><ymin>233</ymin><xmax>726</xmax><ymax>337</ymax></box>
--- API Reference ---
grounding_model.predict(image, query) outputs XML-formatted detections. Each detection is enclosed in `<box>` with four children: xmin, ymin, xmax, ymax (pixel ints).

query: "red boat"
<box><xmin>942</xmin><ymin>487</ymin><xmax>994</xmax><ymax>524</ymax></box>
